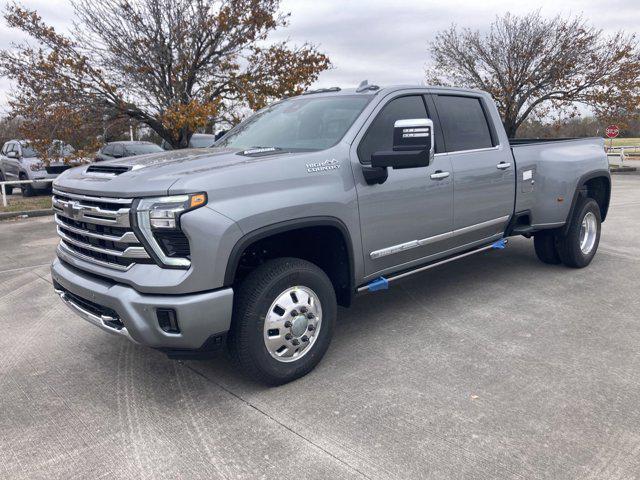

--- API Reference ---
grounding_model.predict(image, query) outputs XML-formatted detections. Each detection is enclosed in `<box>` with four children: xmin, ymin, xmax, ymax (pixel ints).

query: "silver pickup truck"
<box><xmin>50</xmin><ymin>85</ymin><xmax>610</xmax><ymax>384</ymax></box>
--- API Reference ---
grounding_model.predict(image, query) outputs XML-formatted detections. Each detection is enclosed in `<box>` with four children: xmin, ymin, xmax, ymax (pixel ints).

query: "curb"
<box><xmin>0</xmin><ymin>208</ymin><xmax>54</xmax><ymax>220</ymax></box>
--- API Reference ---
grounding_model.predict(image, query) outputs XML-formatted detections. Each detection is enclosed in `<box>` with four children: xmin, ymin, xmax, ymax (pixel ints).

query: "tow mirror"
<box><xmin>363</xmin><ymin>118</ymin><xmax>434</xmax><ymax>185</ymax></box>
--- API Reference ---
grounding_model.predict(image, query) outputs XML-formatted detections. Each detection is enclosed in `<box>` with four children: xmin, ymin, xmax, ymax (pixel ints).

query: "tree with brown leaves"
<box><xmin>0</xmin><ymin>0</ymin><xmax>331</xmax><ymax>149</ymax></box>
<box><xmin>427</xmin><ymin>11</ymin><xmax>640</xmax><ymax>137</ymax></box>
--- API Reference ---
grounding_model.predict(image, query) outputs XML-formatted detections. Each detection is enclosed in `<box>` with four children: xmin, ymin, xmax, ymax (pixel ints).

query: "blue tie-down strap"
<box><xmin>491</xmin><ymin>238</ymin><xmax>507</xmax><ymax>249</ymax></box>
<box><xmin>367</xmin><ymin>276</ymin><xmax>389</xmax><ymax>292</ymax></box>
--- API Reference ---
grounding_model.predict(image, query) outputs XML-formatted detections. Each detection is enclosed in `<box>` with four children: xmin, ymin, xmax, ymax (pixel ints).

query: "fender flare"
<box><xmin>562</xmin><ymin>169</ymin><xmax>611</xmax><ymax>236</ymax></box>
<box><xmin>223</xmin><ymin>216</ymin><xmax>356</xmax><ymax>294</ymax></box>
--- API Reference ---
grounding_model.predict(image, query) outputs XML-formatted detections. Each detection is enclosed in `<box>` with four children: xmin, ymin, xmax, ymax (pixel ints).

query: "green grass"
<box><xmin>0</xmin><ymin>195</ymin><xmax>52</xmax><ymax>213</ymax></box>
<box><xmin>607</xmin><ymin>137</ymin><xmax>640</xmax><ymax>147</ymax></box>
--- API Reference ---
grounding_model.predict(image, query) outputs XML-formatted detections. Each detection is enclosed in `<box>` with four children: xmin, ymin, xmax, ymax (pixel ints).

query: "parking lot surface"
<box><xmin>1</xmin><ymin>175</ymin><xmax>639</xmax><ymax>479</ymax></box>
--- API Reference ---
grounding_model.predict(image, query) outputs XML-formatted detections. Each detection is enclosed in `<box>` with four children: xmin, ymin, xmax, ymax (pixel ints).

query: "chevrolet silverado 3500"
<box><xmin>51</xmin><ymin>85</ymin><xmax>610</xmax><ymax>384</ymax></box>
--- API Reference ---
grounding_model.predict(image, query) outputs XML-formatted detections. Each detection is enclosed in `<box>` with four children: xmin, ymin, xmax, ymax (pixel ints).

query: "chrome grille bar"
<box><xmin>57</xmin><ymin>228</ymin><xmax>149</xmax><ymax>259</ymax></box>
<box><xmin>52</xmin><ymin>196</ymin><xmax>131</xmax><ymax>227</ymax></box>
<box><xmin>52</xmin><ymin>188</ymin><xmax>133</xmax><ymax>205</ymax></box>
<box><xmin>54</xmin><ymin>215</ymin><xmax>139</xmax><ymax>244</ymax></box>
<box><xmin>53</xmin><ymin>189</ymin><xmax>152</xmax><ymax>271</ymax></box>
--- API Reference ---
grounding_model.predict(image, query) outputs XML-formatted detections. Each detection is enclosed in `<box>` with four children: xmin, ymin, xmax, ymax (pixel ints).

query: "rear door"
<box><xmin>431</xmin><ymin>93</ymin><xmax>515</xmax><ymax>246</ymax></box>
<box><xmin>353</xmin><ymin>93</ymin><xmax>454</xmax><ymax>279</ymax></box>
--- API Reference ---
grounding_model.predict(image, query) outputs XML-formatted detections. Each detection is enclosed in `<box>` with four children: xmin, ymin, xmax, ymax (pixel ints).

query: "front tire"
<box><xmin>557</xmin><ymin>197</ymin><xmax>601</xmax><ymax>268</ymax></box>
<box><xmin>228</xmin><ymin>258</ymin><xmax>337</xmax><ymax>385</ymax></box>
<box><xmin>19</xmin><ymin>174</ymin><xmax>34</xmax><ymax>197</ymax></box>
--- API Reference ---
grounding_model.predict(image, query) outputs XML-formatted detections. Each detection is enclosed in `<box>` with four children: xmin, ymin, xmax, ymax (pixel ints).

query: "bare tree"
<box><xmin>0</xmin><ymin>0</ymin><xmax>330</xmax><ymax>148</ymax></box>
<box><xmin>427</xmin><ymin>11</ymin><xmax>640</xmax><ymax>137</ymax></box>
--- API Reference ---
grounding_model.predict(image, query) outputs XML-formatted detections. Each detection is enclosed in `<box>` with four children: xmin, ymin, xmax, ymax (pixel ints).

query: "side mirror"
<box><xmin>6</xmin><ymin>151</ymin><xmax>19</xmax><ymax>159</ymax></box>
<box><xmin>371</xmin><ymin>118</ymin><xmax>434</xmax><ymax>169</ymax></box>
<box><xmin>215</xmin><ymin>130</ymin><xmax>228</xmax><ymax>141</ymax></box>
<box><xmin>363</xmin><ymin>119</ymin><xmax>434</xmax><ymax>185</ymax></box>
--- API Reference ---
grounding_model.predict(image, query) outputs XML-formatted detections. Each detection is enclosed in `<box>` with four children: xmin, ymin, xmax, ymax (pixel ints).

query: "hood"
<box><xmin>53</xmin><ymin>147</ymin><xmax>251</xmax><ymax>197</ymax></box>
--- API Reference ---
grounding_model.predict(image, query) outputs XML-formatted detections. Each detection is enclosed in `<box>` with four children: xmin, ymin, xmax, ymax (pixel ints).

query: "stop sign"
<box><xmin>605</xmin><ymin>124</ymin><xmax>620</xmax><ymax>138</ymax></box>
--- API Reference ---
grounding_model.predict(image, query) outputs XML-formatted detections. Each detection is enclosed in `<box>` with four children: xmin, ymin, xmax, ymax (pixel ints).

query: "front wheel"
<box><xmin>557</xmin><ymin>197</ymin><xmax>601</xmax><ymax>268</ymax></box>
<box><xmin>228</xmin><ymin>258</ymin><xmax>337</xmax><ymax>385</ymax></box>
<box><xmin>19</xmin><ymin>174</ymin><xmax>34</xmax><ymax>197</ymax></box>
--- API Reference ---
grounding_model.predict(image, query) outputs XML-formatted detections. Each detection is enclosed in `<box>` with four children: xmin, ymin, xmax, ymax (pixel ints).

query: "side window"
<box><xmin>0</xmin><ymin>143</ymin><xmax>6</xmax><ymax>155</ymax></box>
<box><xmin>358</xmin><ymin>95</ymin><xmax>429</xmax><ymax>164</ymax></box>
<box><xmin>102</xmin><ymin>145</ymin><xmax>113</xmax><ymax>156</ymax></box>
<box><xmin>434</xmin><ymin>95</ymin><xmax>494</xmax><ymax>152</ymax></box>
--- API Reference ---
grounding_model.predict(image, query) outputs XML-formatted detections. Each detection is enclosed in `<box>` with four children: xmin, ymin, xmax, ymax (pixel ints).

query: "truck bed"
<box><xmin>509</xmin><ymin>137</ymin><xmax>608</xmax><ymax>229</ymax></box>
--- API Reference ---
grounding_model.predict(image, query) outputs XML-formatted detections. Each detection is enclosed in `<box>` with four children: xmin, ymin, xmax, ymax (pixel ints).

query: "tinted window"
<box><xmin>124</xmin><ymin>143</ymin><xmax>163</xmax><ymax>155</ymax></box>
<box><xmin>189</xmin><ymin>135</ymin><xmax>215</xmax><ymax>148</ymax></box>
<box><xmin>21</xmin><ymin>145</ymin><xmax>39</xmax><ymax>158</ymax></box>
<box><xmin>218</xmin><ymin>95</ymin><xmax>372</xmax><ymax>151</ymax></box>
<box><xmin>358</xmin><ymin>95</ymin><xmax>428</xmax><ymax>164</ymax></box>
<box><xmin>434</xmin><ymin>95</ymin><xmax>494</xmax><ymax>152</ymax></box>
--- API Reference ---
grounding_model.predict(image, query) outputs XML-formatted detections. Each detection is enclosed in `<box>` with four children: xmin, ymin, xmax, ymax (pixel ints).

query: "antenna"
<box><xmin>356</xmin><ymin>80</ymin><xmax>380</xmax><ymax>93</ymax></box>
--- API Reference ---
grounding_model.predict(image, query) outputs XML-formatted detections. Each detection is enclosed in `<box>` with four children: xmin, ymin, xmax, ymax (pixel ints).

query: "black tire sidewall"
<box><xmin>233</xmin><ymin>259</ymin><xmax>337</xmax><ymax>384</ymax></box>
<box><xmin>559</xmin><ymin>198</ymin><xmax>601</xmax><ymax>268</ymax></box>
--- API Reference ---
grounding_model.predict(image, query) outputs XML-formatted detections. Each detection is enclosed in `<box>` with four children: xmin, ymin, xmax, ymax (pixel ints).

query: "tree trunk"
<box><xmin>502</xmin><ymin>119</ymin><xmax>518</xmax><ymax>139</ymax></box>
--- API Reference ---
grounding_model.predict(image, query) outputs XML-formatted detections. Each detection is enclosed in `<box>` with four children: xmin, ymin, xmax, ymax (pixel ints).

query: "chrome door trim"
<box><xmin>452</xmin><ymin>215</ymin><xmax>510</xmax><ymax>237</ymax></box>
<box><xmin>369</xmin><ymin>215</ymin><xmax>510</xmax><ymax>259</ymax></box>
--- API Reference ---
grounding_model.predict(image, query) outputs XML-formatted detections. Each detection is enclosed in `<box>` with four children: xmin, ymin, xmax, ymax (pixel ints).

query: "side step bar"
<box><xmin>358</xmin><ymin>239</ymin><xmax>508</xmax><ymax>293</ymax></box>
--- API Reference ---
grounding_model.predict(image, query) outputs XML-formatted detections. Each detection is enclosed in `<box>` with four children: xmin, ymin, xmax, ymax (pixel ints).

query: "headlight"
<box><xmin>29</xmin><ymin>162</ymin><xmax>45</xmax><ymax>171</ymax></box>
<box><xmin>134</xmin><ymin>193</ymin><xmax>207</xmax><ymax>268</ymax></box>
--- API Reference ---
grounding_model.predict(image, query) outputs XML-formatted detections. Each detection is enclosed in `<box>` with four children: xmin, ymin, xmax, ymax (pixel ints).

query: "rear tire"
<box><xmin>533</xmin><ymin>231</ymin><xmax>561</xmax><ymax>265</ymax></box>
<box><xmin>228</xmin><ymin>257</ymin><xmax>337</xmax><ymax>385</ymax></box>
<box><xmin>557</xmin><ymin>197</ymin><xmax>601</xmax><ymax>268</ymax></box>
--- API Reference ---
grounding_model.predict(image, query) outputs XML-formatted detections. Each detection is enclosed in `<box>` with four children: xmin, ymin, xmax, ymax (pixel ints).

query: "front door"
<box><xmin>353</xmin><ymin>93</ymin><xmax>454</xmax><ymax>279</ymax></box>
<box><xmin>432</xmin><ymin>93</ymin><xmax>515</xmax><ymax>246</ymax></box>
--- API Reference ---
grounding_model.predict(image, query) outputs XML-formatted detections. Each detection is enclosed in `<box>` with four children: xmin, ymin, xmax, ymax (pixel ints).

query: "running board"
<box><xmin>358</xmin><ymin>239</ymin><xmax>508</xmax><ymax>293</ymax></box>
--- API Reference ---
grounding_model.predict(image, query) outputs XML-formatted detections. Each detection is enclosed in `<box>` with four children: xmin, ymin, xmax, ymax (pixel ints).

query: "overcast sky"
<box><xmin>1</xmin><ymin>0</ymin><xmax>638</xmax><ymax>113</ymax></box>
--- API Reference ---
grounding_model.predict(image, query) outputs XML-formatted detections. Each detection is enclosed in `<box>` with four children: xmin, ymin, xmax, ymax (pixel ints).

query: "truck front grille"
<box><xmin>53</xmin><ymin>188</ymin><xmax>153</xmax><ymax>271</ymax></box>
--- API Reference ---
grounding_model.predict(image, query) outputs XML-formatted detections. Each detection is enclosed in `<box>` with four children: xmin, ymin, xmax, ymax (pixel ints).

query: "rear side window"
<box><xmin>434</xmin><ymin>95</ymin><xmax>494</xmax><ymax>152</ymax></box>
<box><xmin>358</xmin><ymin>95</ymin><xmax>429</xmax><ymax>164</ymax></box>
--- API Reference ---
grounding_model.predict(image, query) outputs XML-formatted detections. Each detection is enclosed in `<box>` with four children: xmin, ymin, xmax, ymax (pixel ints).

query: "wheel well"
<box><xmin>583</xmin><ymin>176</ymin><xmax>610</xmax><ymax>221</ymax></box>
<box><xmin>228</xmin><ymin>224</ymin><xmax>353</xmax><ymax>307</ymax></box>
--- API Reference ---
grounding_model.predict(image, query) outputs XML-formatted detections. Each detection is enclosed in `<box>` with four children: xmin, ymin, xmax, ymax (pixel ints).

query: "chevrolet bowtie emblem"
<box><xmin>63</xmin><ymin>201</ymin><xmax>82</xmax><ymax>219</ymax></box>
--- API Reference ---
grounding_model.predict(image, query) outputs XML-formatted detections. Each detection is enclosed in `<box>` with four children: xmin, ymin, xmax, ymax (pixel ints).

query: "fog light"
<box><xmin>157</xmin><ymin>308</ymin><xmax>180</xmax><ymax>333</ymax></box>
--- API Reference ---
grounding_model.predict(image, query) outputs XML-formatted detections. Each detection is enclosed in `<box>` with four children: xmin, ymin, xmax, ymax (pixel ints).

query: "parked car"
<box><xmin>51</xmin><ymin>84</ymin><xmax>610</xmax><ymax>385</ymax></box>
<box><xmin>0</xmin><ymin>140</ymin><xmax>75</xmax><ymax>197</ymax></box>
<box><xmin>95</xmin><ymin>141</ymin><xmax>163</xmax><ymax>161</ymax></box>
<box><xmin>160</xmin><ymin>133</ymin><xmax>217</xmax><ymax>150</ymax></box>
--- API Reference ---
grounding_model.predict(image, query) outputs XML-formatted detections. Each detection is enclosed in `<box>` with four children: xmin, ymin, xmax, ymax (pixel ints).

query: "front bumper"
<box><xmin>31</xmin><ymin>173</ymin><xmax>58</xmax><ymax>189</ymax></box>
<box><xmin>51</xmin><ymin>258</ymin><xmax>234</xmax><ymax>350</ymax></box>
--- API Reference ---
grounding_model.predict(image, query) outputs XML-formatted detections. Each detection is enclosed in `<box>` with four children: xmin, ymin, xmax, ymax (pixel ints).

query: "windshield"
<box><xmin>190</xmin><ymin>135</ymin><xmax>216</xmax><ymax>148</ymax></box>
<box><xmin>21</xmin><ymin>145</ymin><xmax>39</xmax><ymax>158</ymax></box>
<box><xmin>125</xmin><ymin>143</ymin><xmax>163</xmax><ymax>155</ymax></box>
<box><xmin>217</xmin><ymin>95</ymin><xmax>372</xmax><ymax>151</ymax></box>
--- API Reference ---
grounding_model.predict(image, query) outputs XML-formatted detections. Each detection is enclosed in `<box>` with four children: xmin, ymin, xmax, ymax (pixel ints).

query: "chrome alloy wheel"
<box><xmin>263</xmin><ymin>286</ymin><xmax>322</xmax><ymax>363</ymax></box>
<box><xmin>579</xmin><ymin>211</ymin><xmax>597</xmax><ymax>255</ymax></box>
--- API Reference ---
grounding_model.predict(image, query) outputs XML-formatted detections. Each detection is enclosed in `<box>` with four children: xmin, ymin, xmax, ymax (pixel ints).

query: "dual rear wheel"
<box><xmin>534</xmin><ymin>197</ymin><xmax>601</xmax><ymax>268</ymax></box>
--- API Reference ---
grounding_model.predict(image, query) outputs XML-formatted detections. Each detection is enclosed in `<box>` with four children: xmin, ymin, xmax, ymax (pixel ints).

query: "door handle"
<box><xmin>496</xmin><ymin>162</ymin><xmax>511</xmax><ymax>170</ymax></box>
<box><xmin>430</xmin><ymin>170</ymin><xmax>450</xmax><ymax>180</ymax></box>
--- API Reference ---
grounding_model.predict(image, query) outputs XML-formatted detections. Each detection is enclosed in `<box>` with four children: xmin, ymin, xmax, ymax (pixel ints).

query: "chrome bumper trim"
<box><xmin>54</xmin><ymin>288</ymin><xmax>136</xmax><ymax>343</ymax></box>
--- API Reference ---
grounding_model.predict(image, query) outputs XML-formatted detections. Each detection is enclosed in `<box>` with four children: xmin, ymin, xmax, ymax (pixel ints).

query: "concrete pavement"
<box><xmin>1</xmin><ymin>175</ymin><xmax>639</xmax><ymax>479</ymax></box>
